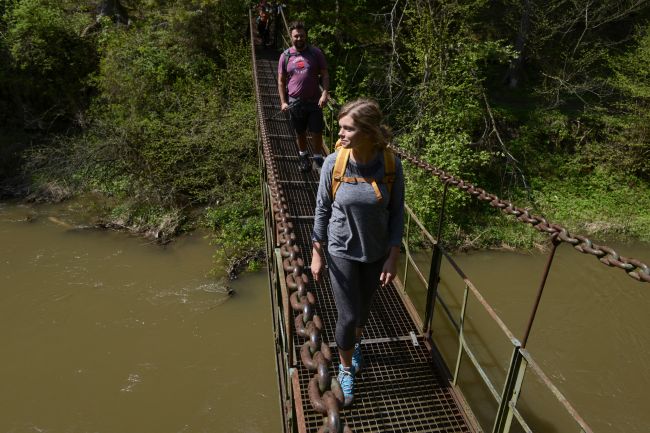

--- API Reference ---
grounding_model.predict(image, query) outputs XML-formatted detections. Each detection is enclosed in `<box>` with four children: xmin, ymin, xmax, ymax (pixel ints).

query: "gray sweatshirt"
<box><xmin>312</xmin><ymin>150</ymin><xmax>405</xmax><ymax>263</ymax></box>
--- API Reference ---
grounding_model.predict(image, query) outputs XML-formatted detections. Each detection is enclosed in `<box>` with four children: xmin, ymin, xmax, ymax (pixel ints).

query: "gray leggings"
<box><xmin>328</xmin><ymin>252</ymin><xmax>384</xmax><ymax>351</ymax></box>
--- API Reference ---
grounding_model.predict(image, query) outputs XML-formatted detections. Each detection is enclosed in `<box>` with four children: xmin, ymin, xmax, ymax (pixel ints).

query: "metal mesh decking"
<box><xmin>254</xmin><ymin>46</ymin><xmax>477</xmax><ymax>433</ymax></box>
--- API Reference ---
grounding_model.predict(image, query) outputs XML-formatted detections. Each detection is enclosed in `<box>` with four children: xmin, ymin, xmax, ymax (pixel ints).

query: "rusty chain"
<box><xmin>388</xmin><ymin>144</ymin><xmax>650</xmax><ymax>284</ymax></box>
<box><xmin>251</xmin><ymin>24</ymin><xmax>351</xmax><ymax>432</ymax></box>
<box><xmin>266</xmin><ymin>139</ymin><xmax>349</xmax><ymax>433</ymax></box>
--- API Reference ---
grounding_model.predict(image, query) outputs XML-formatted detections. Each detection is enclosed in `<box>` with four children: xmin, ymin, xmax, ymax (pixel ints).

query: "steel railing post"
<box><xmin>402</xmin><ymin>211</ymin><xmax>412</xmax><ymax>293</ymax></box>
<box><xmin>522</xmin><ymin>235</ymin><xmax>561</xmax><ymax>348</ymax></box>
<box><xmin>423</xmin><ymin>182</ymin><xmax>449</xmax><ymax>335</ymax></box>
<box><xmin>452</xmin><ymin>283</ymin><xmax>470</xmax><ymax>385</ymax></box>
<box><xmin>492</xmin><ymin>347</ymin><xmax>527</xmax><ymax>433</ymax></box>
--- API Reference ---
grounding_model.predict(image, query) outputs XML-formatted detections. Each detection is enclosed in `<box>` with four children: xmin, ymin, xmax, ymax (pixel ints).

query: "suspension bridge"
<box><xmin>250</xmin><ymin>8</ymin><xmax>650</xmax><ymax>433</ymax></box>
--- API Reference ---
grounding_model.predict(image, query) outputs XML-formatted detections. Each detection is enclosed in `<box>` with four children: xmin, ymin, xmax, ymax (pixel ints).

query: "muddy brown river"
<box><xmin>0</xmin><ymin>203</ymin><xmax>280</xmax><ymax>433</ymax></box>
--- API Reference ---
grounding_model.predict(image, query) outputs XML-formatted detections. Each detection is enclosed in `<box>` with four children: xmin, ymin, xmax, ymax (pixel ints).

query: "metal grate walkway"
<box><xmin>253</xmin><ymin>45</ymin><xmax>479</xmax><ymax>433</ymax></box>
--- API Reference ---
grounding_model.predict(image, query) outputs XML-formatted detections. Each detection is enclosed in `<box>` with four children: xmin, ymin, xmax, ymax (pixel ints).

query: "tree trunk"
<box><xmin>504</xmin><ymin>0</ymin><xmax>531</xmax><ymax>88</ymax></box>
<box><xmin>82</xmin><ymin>0</ymin><xmax>129</xmax><ymax>37</ymax></box>
<box><xmin>98</xmin><ymin>0</ymin><xmax>129</xmax><ymax>24</ymax></box>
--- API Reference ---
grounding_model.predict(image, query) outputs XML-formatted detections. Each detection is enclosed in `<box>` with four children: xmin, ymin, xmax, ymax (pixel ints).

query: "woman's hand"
<box><xmin>380</xmin><ymin>246</ymin><xmax>400</xmax><ymax>286</ymax></box>
<box><xmin>311</xmin><ymin>241</ymin><xmax>324</xmax><ymax>282</ymax></box>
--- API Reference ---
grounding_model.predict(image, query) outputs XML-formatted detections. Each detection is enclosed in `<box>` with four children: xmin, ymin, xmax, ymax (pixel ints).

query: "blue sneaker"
<box><xmin>337</xmin><ymin>364</ymin><xmax>355</xmax><ymax>407</ymax></box>
<box><xmin>352</xmin><ymin>342</ymin><xmax>363</xmax><ymax>374</ymax></box>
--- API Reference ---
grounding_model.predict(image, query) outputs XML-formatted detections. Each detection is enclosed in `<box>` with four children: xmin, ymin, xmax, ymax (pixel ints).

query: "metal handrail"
<box><xmin>399</xmin><ymin>204</ymin><xmax>593</xmax><ymax>433</ymax></box>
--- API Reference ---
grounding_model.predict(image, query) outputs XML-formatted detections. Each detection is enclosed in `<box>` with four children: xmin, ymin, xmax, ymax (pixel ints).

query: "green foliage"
<box><xmin>504</xmin><ymin>108</ymin><xmax>576</xmax><ymax>174</ymax></box>
<box><xmin>530</xmin><ymin>168</ymin><xmax>650</xmax><ymax>240</ymax></box>
<box><xmin>17</xmin><ymin>0</ymin><xmax>264</xmax><ymax>268</ymax></box>
<box><xmin>3</xmin><ymin>0</ymin><xmax>650</xmax><ymax>267</ymax></box>
<box><xmin>109</xmin><ymin>200</ymin><xmax>185</xmax><ymax>241</ymax></box>
<box><xmin>611</xmin><ymin>28</ymin><xmax>650</xmax><ymax>99</ymax></box>
<box><xmin>281</xmin><ymin>0</ymin><xmax>401</xmax><ymax>100</ymax></box>
<box><xmin>74</xmin><ymin>2</ymin><xmax>256</xmax><ymax>206</ymax></box>
<box><xmin>204</xmin><ymin>190</ymin><xmax>265</xmax><ymax>270</ymax></box>
<box><xmin>282</xmin><ymin>0</ymin><xmax>650</xmax><ymax>249</ymax></box>
<box><xmin>392</xmin><ymin>1</ymin><xmax>512</xmax><ymax>246</ymax></box>
<box><xmin>588</xmin><ymin>25</ymin><xmax>650</xmax><ymax>180</ymax></box>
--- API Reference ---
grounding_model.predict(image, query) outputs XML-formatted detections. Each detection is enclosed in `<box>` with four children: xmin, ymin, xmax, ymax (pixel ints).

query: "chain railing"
<box><xmin>390</xmin><ymin>145</ymin><xmax>650</xmax><ymax>284</ymax></box>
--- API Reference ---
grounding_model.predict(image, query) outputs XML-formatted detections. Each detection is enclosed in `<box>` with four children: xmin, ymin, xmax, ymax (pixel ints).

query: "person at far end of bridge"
<box><xmin>278</xmin><ymin>20</ymin><xmax>330</xmax><ymax>172</ymax></box>
<box><xmin>256</xmin><ymin>6</ymin><xmax>271</xmax><ymax>47</ymax></box>
<box><xmin>310</xmin><ymin>98</ymin><xmax>405</xmax><ymax>407</ymax></box>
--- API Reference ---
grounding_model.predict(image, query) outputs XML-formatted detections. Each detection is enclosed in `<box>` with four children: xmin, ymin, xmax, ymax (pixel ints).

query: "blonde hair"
<box><xmin>338</xmin><ymin>98</ymin><xmax>392</xmax><ymax>149</ymax></box>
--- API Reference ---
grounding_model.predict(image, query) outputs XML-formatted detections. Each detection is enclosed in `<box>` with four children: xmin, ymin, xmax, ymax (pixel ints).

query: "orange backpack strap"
<box><xmin>383</xmin><ymin>149</ymin><xmax>396</xmax><ymax>196</ymax></box>
<box><xmin>331</xmin><ymin>146</ymin><xmax>350</xmax><ymax>200</ymax></box>
<box><xmin>331</xmin><ymin>145</ymin><xmax>396</xmax><ymax>202</ymax></box>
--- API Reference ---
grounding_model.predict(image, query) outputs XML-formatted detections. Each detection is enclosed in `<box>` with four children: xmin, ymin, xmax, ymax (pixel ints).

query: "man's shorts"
<box><xmin>288</xmin><ymin>98</ymin><xmax>325</xmax><ymax>134</ymax></box>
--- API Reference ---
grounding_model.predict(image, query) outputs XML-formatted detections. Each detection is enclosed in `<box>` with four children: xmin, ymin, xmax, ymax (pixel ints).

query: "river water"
<box><xmin>2</xmin><ymin>201</ymin><xmax>649</xmax><ymax>433</ymax></box>
<box><xmin>0</xmin><ymin>203</ymin><xmax>280</xmax><ymax>433</ymax></box>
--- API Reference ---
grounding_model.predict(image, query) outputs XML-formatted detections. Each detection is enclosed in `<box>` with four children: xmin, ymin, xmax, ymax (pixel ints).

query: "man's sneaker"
<box><xmin>352</xmin><ymin>342</ymin><xmax>363</xmax><ymax>374</ymax></box>
<box><xmin>337</xmin><ymin>364</ymin><xmax>355</xmax><ymax>407</ymax></box>
<box><xmin>298</xmin><ymin>153</ymin><xmax>311</xmax><ymax>172</ymax></box>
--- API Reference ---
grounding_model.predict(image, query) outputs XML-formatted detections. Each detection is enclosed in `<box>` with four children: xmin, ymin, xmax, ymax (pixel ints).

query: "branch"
<box><xmin>482</xmin><ymin>92</ymin><xmax>531</xmax><ymax>196</ymax></box>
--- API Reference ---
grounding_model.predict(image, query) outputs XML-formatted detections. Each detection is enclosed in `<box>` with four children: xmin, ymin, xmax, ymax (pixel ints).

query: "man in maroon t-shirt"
<box><xmin>278</xmin><ymin>21</ymin><xmax>330</xmax><ymax>172</ymax></box>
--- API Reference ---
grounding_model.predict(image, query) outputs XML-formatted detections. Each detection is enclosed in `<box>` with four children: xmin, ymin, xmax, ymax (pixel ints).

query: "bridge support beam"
<box><xmin>424</xmin><ymin>182</ymin><xmax>449</xmax><ymax>335</ymax></box>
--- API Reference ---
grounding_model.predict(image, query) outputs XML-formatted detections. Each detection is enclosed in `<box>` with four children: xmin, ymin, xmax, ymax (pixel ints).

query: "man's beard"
<box><xmin>294</xmin><ymin>40</ymin><xmax>306</xmax><ymax>50</ymax></box>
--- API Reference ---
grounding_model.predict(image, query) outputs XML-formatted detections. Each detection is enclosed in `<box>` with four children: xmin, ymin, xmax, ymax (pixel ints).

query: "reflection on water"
<box><xmin>0</xmin><ymin>203</ymin><xmax>280</xmax><ymax>433</ymax></box>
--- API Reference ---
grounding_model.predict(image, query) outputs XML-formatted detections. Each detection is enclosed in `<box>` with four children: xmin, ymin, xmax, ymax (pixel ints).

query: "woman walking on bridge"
<box><xmin>310</xmin><ymin>98</ymin><xmax>405</xmax><ymax>406</ymax></box>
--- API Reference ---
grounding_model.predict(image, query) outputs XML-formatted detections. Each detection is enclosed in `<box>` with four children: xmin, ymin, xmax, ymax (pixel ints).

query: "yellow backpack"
<box><xmin>331</xmin><ymin>139</ymin><xmax>396</xmax><ymax>202</ymax></box>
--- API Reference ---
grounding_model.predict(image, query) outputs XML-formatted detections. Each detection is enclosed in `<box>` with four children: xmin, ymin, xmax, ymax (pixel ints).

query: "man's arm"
<box><xmin>278</xmin><ymin>72</ymin><xmax>289</xmax><ymax>112</ymax></box>
<box><xmin>318</xmin><ymin>68</ymin><xmax>330</xmax><ymax>108</ymax></box>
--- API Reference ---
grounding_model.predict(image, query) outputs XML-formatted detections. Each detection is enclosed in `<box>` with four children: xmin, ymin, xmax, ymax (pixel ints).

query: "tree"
<box><xmin>3</xmin><ymin>0</ymin><xmax>96</xmax><ymax>128</ymax></box>
<box><xmin>497</xmin><ymin>0</ymin><xmax>648</xmax><ymax>106</ymax></box>
<box><xmin>581</xmin><ymin>24</ymin><xmax>650</xmax><ymax>179</ymax></box>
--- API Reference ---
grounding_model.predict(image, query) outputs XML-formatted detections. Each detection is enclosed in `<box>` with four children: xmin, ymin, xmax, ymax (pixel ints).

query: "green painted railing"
<box><xmin>398</xmin><ymin>203</ymin><xmax>593</xmax><ymax>433</ymax></box>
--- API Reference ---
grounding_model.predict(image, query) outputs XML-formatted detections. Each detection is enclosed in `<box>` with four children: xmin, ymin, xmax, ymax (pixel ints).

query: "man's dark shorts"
<box><xmin>288</xmin><ymin>98</ymin><xmax>324</xmax><ymax>134</ymax></box>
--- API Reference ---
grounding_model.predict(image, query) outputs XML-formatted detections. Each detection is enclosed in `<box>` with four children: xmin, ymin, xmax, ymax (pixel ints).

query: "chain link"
<box><xmin>389</xmin><ymin>145</ymin><xmax>650</xmax><ymax>284</ymax></box>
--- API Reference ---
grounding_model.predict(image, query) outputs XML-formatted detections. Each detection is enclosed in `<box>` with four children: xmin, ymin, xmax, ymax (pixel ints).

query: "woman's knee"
<box><xmin>337</xmin><ymin>313</ymin><xmax>356</xmax><ymax>334</ymax></box>
<box><xmin>336</xmin><ymin>322</ymin><xmax>356</xmax><ymax>350</ymax></box>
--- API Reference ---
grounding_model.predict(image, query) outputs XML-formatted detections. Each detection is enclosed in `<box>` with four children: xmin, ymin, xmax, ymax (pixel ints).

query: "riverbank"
<box><xmin>0</xmin><ymin>187</ymin><xmax>265</xmax><ymax>278</ymax></box>
<box><xmin>3</xmin><ymin>0</ymin><xmax>649</xmax><ymax>272</ymax></box>
<box><xmin>406</xmin><ymin>166</ymin><xmax>650</xmax><ymax>254</ymax></box>
<box><xmin>5</xmin><ymin>125</ymin><xmax>649</xmax><ymax>267</ymax></box>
